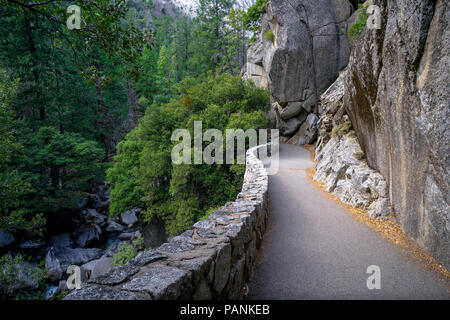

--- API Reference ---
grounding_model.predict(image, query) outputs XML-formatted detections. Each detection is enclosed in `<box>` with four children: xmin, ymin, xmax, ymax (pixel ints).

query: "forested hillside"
<box><xmin>0</xmin><ymin>0</ymin><xmax>270</xmax><ymax>299</ymax></box>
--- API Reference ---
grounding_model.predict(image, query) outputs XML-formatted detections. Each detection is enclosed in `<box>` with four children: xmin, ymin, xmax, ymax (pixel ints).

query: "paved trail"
<box><xmin>247</xmin><ymin>144</ymin><xmax>450</xmax><ymax>299</ymax></box>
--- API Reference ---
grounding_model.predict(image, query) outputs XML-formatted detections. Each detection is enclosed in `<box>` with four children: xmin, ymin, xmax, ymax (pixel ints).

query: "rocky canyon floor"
<box><xmin>247</xmin><ymin>144</ymin><xmax>450</xmax><ymax>299</ymax></box>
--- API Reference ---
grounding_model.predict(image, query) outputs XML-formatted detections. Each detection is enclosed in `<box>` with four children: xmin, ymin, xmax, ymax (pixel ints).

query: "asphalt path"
<box><xmin>247</xmin><ymin>144</ymin><xmax>450</xmax><ymax>299</ymax></box>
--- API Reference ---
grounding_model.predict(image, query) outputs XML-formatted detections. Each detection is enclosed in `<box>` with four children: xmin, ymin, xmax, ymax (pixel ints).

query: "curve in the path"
<box><xmin>247</xmin><ymin>144</ymin><xmax>450</xmax><ymax>299</ymax></box>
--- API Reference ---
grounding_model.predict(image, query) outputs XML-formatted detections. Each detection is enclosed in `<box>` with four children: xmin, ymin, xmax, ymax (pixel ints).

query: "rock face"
<box><xmin>64</xmin><ymin>145</ymin><xmax>270</xmax><ymax>300</ymax></box>
<box><xmin>245</xmin><ymin>0</ymin><xmax>354</xmax><ymax>142</ymax></box>
<box><xmin>343</xmin><ymin>0</ymin><xmax>450</xmax><ymax>268</ymax></box>
<box><xmin>314</xmin><ymin>72</ymin><xmax>391</xmax><ymax>219</ymax></box>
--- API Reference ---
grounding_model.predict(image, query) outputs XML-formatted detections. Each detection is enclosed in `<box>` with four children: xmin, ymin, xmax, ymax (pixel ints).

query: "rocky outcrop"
<box><xmin>245</xmin><ymin>0</ymin><xmax>354</xmax><ymax>142</ymax></box>
<box><xmin>343</xmin><ymin>0</ymin><xmax>450</xmax><ymax>268</ymax></box>
<box><xmin>314</xmin><ymin>72</ymin><xmax>391</xmax><ymax>219</ymax></box>
<box><xmin>64</xmin><ymin>145</ymin><xmax>270</xmax><ymax>300</ymax></box>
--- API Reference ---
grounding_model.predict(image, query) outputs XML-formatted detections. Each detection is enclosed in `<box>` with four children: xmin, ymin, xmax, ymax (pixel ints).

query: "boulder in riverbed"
<box><xmin>75</xmin><ymin>224</ymin><xmax>102</xmax><ymax>248</ymax></box>
<box><xmin>120</xmin><ymin>209</ymin><xmax>140</xmax><ymax>226</ymax></box>
<box><xmin>81</xmin><ymin>256</ymin><xmax>114</xmax><ymax>281</ymax></box>
<box><xmin>79</xmin><ymin>208</ymin><xmax>108</xmax><ymax>225</ymax></box>
<box><xmin>45</xmin><ymin>247</ymin><xmax>103</xmax><ymax>282</ymax></box>
<box><xmin>0</xmin><ymin>230</ymin><xmax>15</xmax><ymax>248</ymax></box>
<box><xmin>106</xmin><ymin>221</ymin><xmax>125</xmax><ymax>233</ymax></box>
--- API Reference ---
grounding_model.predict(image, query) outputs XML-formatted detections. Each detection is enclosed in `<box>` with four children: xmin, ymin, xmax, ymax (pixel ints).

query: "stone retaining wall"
<box><xmin>65</xmin><ymin>145</ymin><xmax>270</xmax><ymax>300</ymax></box>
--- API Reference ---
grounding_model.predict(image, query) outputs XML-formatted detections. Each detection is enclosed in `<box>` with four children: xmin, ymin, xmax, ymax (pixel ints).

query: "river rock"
<box><xmin>120</xmin><ymin>209</ymin><xmax>140</xmax><ymax>226</ymax></box>
<box><xmin>75</xmin><ymin>224</ymin><xmax>102</xmax><ymax>248</ymax></box>
<box><xmin>81</xmin><ymin>256</ymin><xmax>114</xmax><ymax>281</ymax></box>
<box><xmin>50</xmin><ymin>233</ymin><xmax>73</xmax><ymax>248</ymax></box>
<box><xmin>76</xmin><ymin>196</ymin><xmax>89</xmax><ymax>210</ymax></box>
<box><xmin>103</xmin><ymin>241</ymin><xmax>123</xmax><ymax>257</ymax></box>
<box><xmin>118</xmin><ymin>232</ymin><xmax>135</xmax><ymax>241</ymax></box>
<box><xmin>0</xmin><ymin>230</ymin><xmax>15</xmax><ymax>248</ymax></box>
<box><xmin>18</xmin><ymin>239</ymin><xmax>45</xmax><ymax>250</ymax></box>
<box><xmin>106</xmin><ymin>221</ymin><xmax>125</xmax><ymax>233</ymax></box>
<box><xmin>79</xmin><ymin>208</ymin><xmax>108</xmax><ymax>225</ymax></box>
<box><xmin>45</xmin><ymin>247</ymin><xmax>103</xmax><ymax>282</ymax></box>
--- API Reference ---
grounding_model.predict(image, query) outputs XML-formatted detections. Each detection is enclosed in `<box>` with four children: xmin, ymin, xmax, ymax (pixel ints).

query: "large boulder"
<box><xmin>45</xmin><ymin>247</ymin><xmax>103</xmax><ymax>282</ymax></box>
<box><xmin>50</xmin><ymin>233</ymin><xmax>73</xmax><ymax>248</ymax></box>
<box><xmin>18</xmin><ymin>239</ymin><xmax>45</xmax><ymax>250</ymax></box>
<box><xmin>79</xmin><ymin>208</ymin><xmax>108</xmax><ymax>226</ymax></box>
<box><xmin>343</xmin><ymin>0</ymin><xmax>450</xmax><ymax>268</ymax></box>
<box><xmin>287</xmin><ymin>113</ymin><xmax>319</xmax><ymax>145</ymax></box>
<box><xmin>106</xmin><ymin>221</ymin><xmax>125</xmax><ymax>233</ymax></box>
<box><xmin>81</xmin><ymin>256</ymin><xmax>114</xmax><ymax>281</ymax></box>
<box><xmin>246</xmin><ymin>0</ymin><xmax>353</xmax><ymax>140</ymax></box>
<box><xmin>0</xmin><ymin>230</ymin><xmax>15</xmax><ymax>248</ymax></box>
<box><xmin>75</xmin><ymin>224</ymin><xmax>102</xmax><ymax>248</ymax></box>
<box><xmin>120</xmin><ymin>209</ymin><xmax>140</xmax><ymax>226</ymax></box>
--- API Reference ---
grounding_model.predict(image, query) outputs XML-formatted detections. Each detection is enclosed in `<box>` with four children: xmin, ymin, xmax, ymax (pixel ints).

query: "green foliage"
<box><xmin>1</xmin><ymin>0</ymin><xmax>152</xmax><ymax>68</ymax></box>
<box><xmin>198</xmin><ymin>206</ymin><xmax>221</xmax><ymax>221</ymax></box>
<box><xmin>243</xmin><ymin>0</ymin><xmax>270</xmax><ymax>43</ymax></box>
<box><xmin>17</xmin><ymin>126</ymin><xmax>105</xmax><ymax>216</ymax></box>
<box><xmin>53</xmin><ymin>290</ymin><xmax>69</xmax><ymax>300</ymax></box>
<box><xmin>353</xmin><ymin>151</ymin><xmax>365</xmax><ymax>160</ymax></box>
<box><xmin>0</xmin><ymin>0</ymin><xmax>269</xmax><ymax>243</ymax></box>
<box><xmin>265</xmin><ymin>29</ymin><xmax>275</xmax><ymax>42</ymax></box>
<box><xmin>107</xmin><ymin>74</ymin><xmax>270</xmax><ymax>236</ymax></box>
<box><xmin>349</xmin><ymin>4</ymin><xmax>370</xmax><ymax>40</ymax></box>
<box><xmin>0</xmin><ymin>254</ymin><xmax>46</xmax><ymax>300</ymax></box>
<box><xmin>347</xmin><ymin>130</ymin><xmax>356</xmax><ymax>137</ymax></box>
<box><xmin>0</xmin><ymin>1</ymin><xmax>143</xmax><ymax>236</ymax></box>
<box><xmin>331</xmin><ymin>121</ymin><xmax>352</xmax><ymax>138</ymax></box>
<box><xmin>112</xmin><ymin>238</ymin><xmax>144</xmax><ymax>266</ymax></box>
<box><xmin>113</xmin><ymin>243</ymin><xmax>137</xmax><ymax>266</ymax></box>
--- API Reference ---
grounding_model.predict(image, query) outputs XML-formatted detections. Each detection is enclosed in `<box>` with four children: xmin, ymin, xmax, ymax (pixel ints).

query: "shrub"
<box><xmin>347</xmin><ymin>130</ymin><xmax>356</xmax><ymax>137</ymax></box>
<box><xmin>0</xmin><ymin>254</ymin><xmax>46</xmax><ymax>300</ymax></box>
<box><xmin>354</xmin><ymin>151</ymin><xmax>365</xmax><ymax>160</ymax></box>
<box><xmin>265</xmin><ymin>29</ymin><xmax>275</xmax><ymax>42</ymax></box>
<box><xmin>243</xmin><ymin>0</ymin><xmax>270</xmax><ymax>38</ymax></box>
<box><xmin>112</xmin><ymin>237</ymin><xmax>145</xmax><ymax>266</ymax></box>
<box><xmin>331</xmin><ymin>121</ymin><xmax>352</xmax><ymax>138</ymax></box>
<box><xmin>113</xmin><ymin>243</ymin><xmax>138</xmax><ymax>266</ymax></box>
<box><xmin>349</xmin><ymin>4</ymin><xmax>370</xmax><ymax>40</ymax></box>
